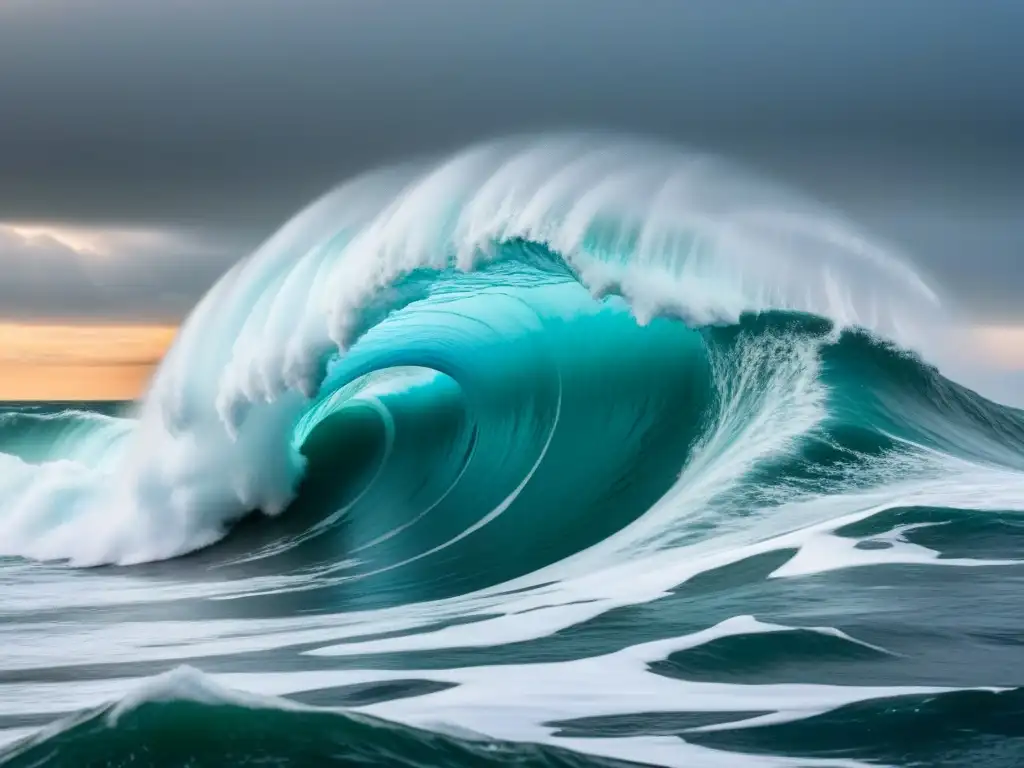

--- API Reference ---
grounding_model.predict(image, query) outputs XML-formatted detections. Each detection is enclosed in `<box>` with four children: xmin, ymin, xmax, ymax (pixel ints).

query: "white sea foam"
<box><xmin>0</xmin><ymin>611</ymin><xmax>1008</xmax><ymax>768</ymax></box>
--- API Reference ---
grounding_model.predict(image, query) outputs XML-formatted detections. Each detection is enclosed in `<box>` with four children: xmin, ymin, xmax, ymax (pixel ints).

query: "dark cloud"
<box><xmin>0</xmin><ymin>225</ymin><xmax>239</xmax><ymax>321</ymax></box>
<box><xmin>0</xmin><ymin>0</ymin><xmax>1021</xmax><ymax>320</ymax></box>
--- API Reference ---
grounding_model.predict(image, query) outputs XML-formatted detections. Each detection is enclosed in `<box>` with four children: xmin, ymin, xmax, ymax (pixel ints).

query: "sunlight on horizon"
<box><xmin>970</xmin><ymin>325</ymin><xmax>1024</xmax><ymax>371</ymax></box>
<box><xmin>0</xmin><ymin>323</ymin><xmax>177</xmax><ymax>401</ymax></box>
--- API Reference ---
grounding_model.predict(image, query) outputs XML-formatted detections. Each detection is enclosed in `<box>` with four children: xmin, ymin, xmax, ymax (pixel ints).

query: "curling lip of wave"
<box><xmin>0</xmin><ymin>134</ymin><xmax>960</xmax><ymax>567</ymax></box>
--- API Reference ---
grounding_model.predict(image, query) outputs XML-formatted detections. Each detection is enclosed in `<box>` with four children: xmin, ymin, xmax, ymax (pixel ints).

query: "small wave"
<box><xmin>0</xmin><ymin>667</ymin><xmax>638</xmax><ymax>768</ymax></box>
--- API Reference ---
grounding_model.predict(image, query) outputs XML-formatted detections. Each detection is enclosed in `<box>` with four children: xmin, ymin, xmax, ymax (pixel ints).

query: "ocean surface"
<box><xmin>2</xmin><ymin>137</ymin><xmax>1023</xmax><ymax>767</ymax></box>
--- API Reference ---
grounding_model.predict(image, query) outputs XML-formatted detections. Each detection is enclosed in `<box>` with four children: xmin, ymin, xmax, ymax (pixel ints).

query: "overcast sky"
<box><xmin>0</xmin><ymin>0</ymin><xmax>1021</xmax><ymax>323</ymax></box>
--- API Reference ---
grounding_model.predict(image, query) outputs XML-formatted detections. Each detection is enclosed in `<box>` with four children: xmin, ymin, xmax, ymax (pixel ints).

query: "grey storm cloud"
<box><xmin>0</xmin><ymin>0</ymin><xmax>1021</xmax><ymax>321</ymax></box>
<box><xmin>0</xmin><ymin>225</ymin><xmax>238</xmax><ymax>321</ymax></box>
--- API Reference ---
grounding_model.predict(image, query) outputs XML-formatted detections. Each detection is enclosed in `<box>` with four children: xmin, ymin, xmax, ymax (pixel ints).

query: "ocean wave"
<box><xmin>0</xmin><ymin>135</ymin><xmax>986</xmax><ymax>568</ymax></box>
<box><xmin>0</xmin><ymin>666</ymin><xmax>639</xmax><ymax>768</ymax></box>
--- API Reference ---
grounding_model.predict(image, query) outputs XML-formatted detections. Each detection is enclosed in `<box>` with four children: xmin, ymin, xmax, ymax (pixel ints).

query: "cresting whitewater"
<box><xmin>1</xmin><ymin>136</ymin><xmax>1024</xmax><ymax>768</ymax></box>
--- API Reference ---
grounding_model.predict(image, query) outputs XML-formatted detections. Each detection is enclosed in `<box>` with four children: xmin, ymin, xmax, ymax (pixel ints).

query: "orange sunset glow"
<box><xmin>0</xmin><ymin>324</ymin><xmax>177</xmax><ymax>401</ymax></box>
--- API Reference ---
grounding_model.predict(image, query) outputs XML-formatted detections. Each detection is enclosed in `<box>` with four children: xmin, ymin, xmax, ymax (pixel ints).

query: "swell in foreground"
<box><xmin>1</xmin><ymin>135</ymin><xmax>1023</xmax><ymax>768</ymax></box>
